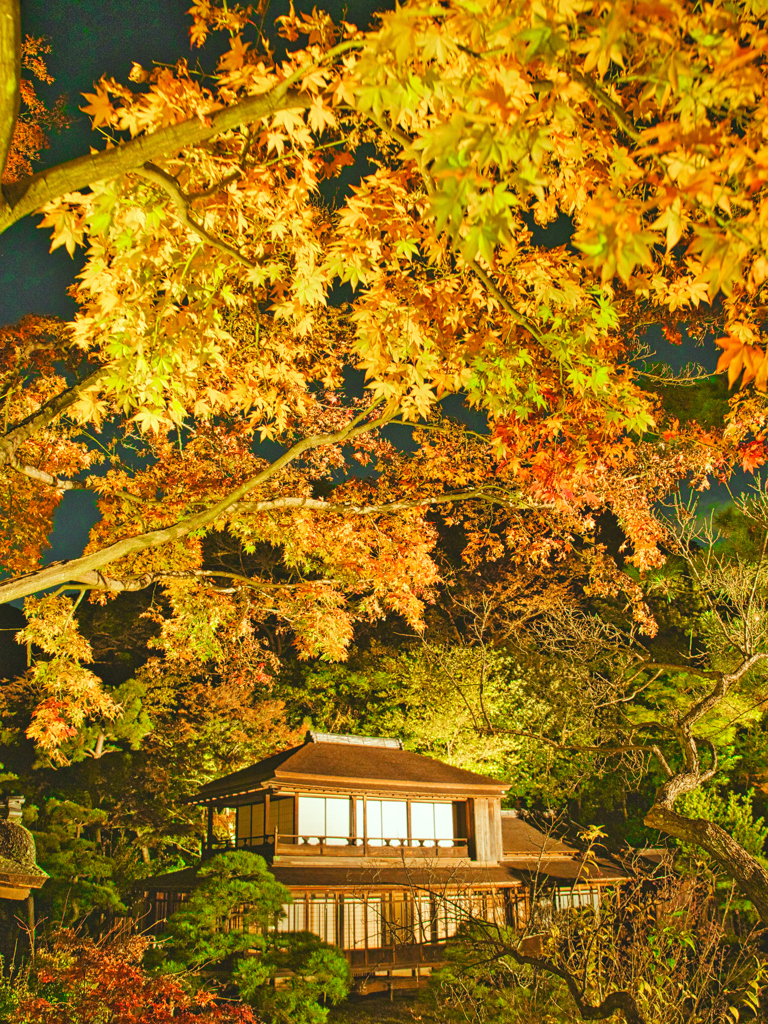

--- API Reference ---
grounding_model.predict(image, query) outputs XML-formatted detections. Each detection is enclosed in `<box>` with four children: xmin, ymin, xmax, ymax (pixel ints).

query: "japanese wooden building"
<box><xmin>144</xmin><ymin>732</ymin><xmax>624</xmax><ymax>990</ymax></box>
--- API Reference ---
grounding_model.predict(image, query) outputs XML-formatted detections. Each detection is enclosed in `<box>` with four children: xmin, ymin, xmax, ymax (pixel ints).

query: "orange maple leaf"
<box><xmin>715</xmin><ymin>335</ymin><xmax>767</xmax><ymax>389</ymax></box>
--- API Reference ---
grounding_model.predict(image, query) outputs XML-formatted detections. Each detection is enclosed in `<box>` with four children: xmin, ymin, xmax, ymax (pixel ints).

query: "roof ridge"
<box><xmin>307</xmin><ymin>731</ymin><xmax>403</xmax><ymax>749</ymax></box>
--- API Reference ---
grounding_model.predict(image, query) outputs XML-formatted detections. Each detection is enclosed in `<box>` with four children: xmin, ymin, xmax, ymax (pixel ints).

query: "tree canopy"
<box><xmin>8</xmin><ymin>2</ymin><xmax>768</xmax><ymax>995</ymax></box>
<box><xmin>4</xmin><ymin>0</ymin><xmax>768</xmax><ymax>756</ymax></box>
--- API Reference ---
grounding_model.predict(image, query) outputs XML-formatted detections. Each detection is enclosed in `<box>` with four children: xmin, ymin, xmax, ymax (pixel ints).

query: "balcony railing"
<box><xmin>210</xmin><ymin>833</ymin><xmax>469</xmax><ymax>858</ymax></box>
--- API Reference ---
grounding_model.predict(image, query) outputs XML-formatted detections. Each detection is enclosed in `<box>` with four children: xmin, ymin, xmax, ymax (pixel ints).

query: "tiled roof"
<box><xmin>501</xmin><ymin>814</ymin><xmax>577</xmax><ymax>858</ymax></box>
<box><xmin>193</xmin><ymin>737</ymin><xmax>509</xmax><ymax>803</ymax></box>
<box><xmin>500</xmin><ymin>814</ymin><xmax>625</xmax><ymax>882</ymax></box>
<box><xmin>505</xmin><ymin>857</ymin><xmax>626</xmax><ymax>882</ymax></box>
<box><xmin>139</xmin><ymin>856</ymin><xmax>624</xmax><ymax>893</ymax></box>
<box><xmin>140</xmin><ymin>862</ymin><xmax>524</xmax><ymax>892</ymax></box>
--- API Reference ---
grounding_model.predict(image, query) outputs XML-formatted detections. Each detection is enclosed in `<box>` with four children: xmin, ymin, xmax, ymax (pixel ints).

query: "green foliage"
<box><xmin>154</xmin><ymin>854</ymin><xmax>350</xmax><ymax>1023</ymax></box>
<box><xmin>677</xmin><ymin>786</ymin><xmax>768</xmax><ymax>862</ymax></box>
<box><xmin>156</xmin><ymin>851</ymin><xmax>289</xmax><ymax>971</ymax></box>
<box><xmin>234</xmin><ymin>934</ymin><xmax>351</xmax><ymax>1024</ymax></box>
<box><xmin>0</xmin><ymin>957</ymin><xmax>23</xmax><ymax>1024</ymax></box>
<box><xmin>279</xmin><ymin>645</ymin><xmax>566</xmax><ymax>801</ymax></box>
<box><xmin>31</xmin><ymin>797</ymin><xmax>125</xmax><ymax>924</ymax></box>
<box><xmin>64</xmin><ymin>678</ymin><xmax>154</xmax><ymax>762</ymax></box>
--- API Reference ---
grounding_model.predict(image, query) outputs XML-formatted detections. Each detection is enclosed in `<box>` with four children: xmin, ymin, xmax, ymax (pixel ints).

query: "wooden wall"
<box><xmin>470</xmin><ymin>798</ymin><xmax>502</xmax><ymax>863</ymax></box>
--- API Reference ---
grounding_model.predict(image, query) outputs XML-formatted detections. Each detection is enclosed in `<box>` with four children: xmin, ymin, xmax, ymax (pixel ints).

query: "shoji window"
<box><xmin>236</xmin><ymin>802</ymin><xmax>265</xmax><ymax>846</ymax></box>
<box><xmin>555</xmin><ymin>886</ymin><xmax>601</xmax><ymax>912</ymax></box>
<box><xmin>363</xmin><ymin>800</ymin><xmax>408</xmax><ymax>845</ymax></box>
<box><xmin>342</xmin><ymin>897</ymin><xmax>367</xmax><ymax>950</ymax></box>
<box><xmin>298</xmin><ymin>796</ymin><xmax>351</xmax><ymax>845</ymax></box>
<box><xmin>269</xmin><ymin>797</ymin><xmax>294</xmax><ymax>838</ymax></box>
<box><xmin>410</xmin><ymin>801</ymin><xmax>455</xmax><ymax>845</ymax></box>
<box><xmin>235</xmin><ymin>797</ymin><xmax>294</xmax><ymax>844</ymax></box>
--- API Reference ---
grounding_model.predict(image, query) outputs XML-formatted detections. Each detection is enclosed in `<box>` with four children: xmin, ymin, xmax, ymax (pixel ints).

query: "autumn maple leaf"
<box><xmin>715</xmin><ymin>335</ymin><xmax>768</xmax><ymax>389</ymax></box>
<box><xmin>80</xmin><ymin>85</ymin><xmax>116</xmax><ymax>129</ymax></box>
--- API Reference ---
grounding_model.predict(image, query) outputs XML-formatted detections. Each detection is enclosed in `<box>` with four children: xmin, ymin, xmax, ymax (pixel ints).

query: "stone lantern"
<box><xmin>0</xmin><ymin>796</ymin><xmax>48</xmax><ymax>900</ymax></box>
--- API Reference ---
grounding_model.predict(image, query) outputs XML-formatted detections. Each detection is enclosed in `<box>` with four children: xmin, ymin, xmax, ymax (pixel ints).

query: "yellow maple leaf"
<box><xmin>80</xmin><ymin>87</ymin><xmax>116</xmax><ymax>129</ymax></box>
<box><xmin>307</xmin><ymin>95</ymin><xmax>337</xmax><ymax>135</ymax></box>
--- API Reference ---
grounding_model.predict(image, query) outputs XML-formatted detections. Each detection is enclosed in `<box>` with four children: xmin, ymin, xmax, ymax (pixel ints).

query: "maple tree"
<box><xmin>2</xmin><ymin>929</ymin><xmax>258</xmax><ymax>1024</ymax></box>
<box><xmin>3</xmin><ymin>0</ymin><xmax>768</xmax><ymax>767</ymax></box>
<box><xmin>0</xmin><ymin>33</ymin><xmax>69</xmax><ymax>186</ymax></box>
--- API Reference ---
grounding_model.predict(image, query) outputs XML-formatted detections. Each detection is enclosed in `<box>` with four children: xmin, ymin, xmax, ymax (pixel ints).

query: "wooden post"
<box><xmin>27</xmin><ymin>894</ymin><xmax>34</xmax><ymax>955</ymax></box>
<box><xmin>363</xmin><ymin>795</ymin><xmax>367</xmax><ymax>854</ymax></box>
<box><xmin>265</xmin><ymin>792</ymin><xmax>271</xmax><ymax>842</ymax></box>
<box><xmin>206</xmin><ymin>805</ymin><xmax>214</xmax><ymax>852</ymax></box>
<box><xmin>406</xmin><ymin>799</ymin><xmax>412</xmax><ymax>847</ymax></box>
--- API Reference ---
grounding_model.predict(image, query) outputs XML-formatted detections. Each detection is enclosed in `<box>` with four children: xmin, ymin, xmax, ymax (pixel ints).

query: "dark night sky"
<box><xmin>2</xmin><ymin>0</ymin><xmax>732</xmax><ymax>578</ymax></box>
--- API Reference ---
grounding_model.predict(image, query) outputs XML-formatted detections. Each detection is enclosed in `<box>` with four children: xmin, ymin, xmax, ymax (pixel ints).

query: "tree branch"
<box><xmin>0</xmin><ymin>487</ymin><xmax>522</xmax><ymax>597</ymax></box>
<box><xmin>644</xmin><ymin>803</ymin><xmax>768</xmax><ymax>923</ymax></box>
<box><xmin>0</xmin><ymin>85</ymin><xmax>312</xmax><ymax>232</ymax></box>
<box><xmin>0</xmin><ymin>0</ymin><xmax>20</xmax><ymax>195</ymax></box>
<box><xmin>676</xmin><ymin>652</ymin><xmax>768</xmax><ymax>733</ymax></box>
<box><xmin>571</xmin><ymin>72</ymin><xmax>641</xmax><ymax>143</ymax></box>
<box><xmin>135</xmin><ymin>162</ymin><xmax>256</xmax><ymax>269</ymax></box>
<box><xmin>500</xmin><ymin>728</ymin><xmax>673</xmax><ymax>777</ymax></box>
<box><xmin>498</xmin><ymin>941</ymin><xmax>646</xmax><ymax>1024</ymax></box>
<box><xmin>6</xmin><ymin>457</ymin><xmax>77</xmax><ymax>492</ymax></box>
<box><xmin>470</xmin><ymin>260</ymin><xmax>543</xmax><ymax>342</ymax></box>
<box><xmin>0</xmin><ymin>366</ymin><xmax>105</xmax><ymax>465</ymax></box>
<box><xmin>1</xmin><ymin>408</ymin><xmax>458</xmax><ymax>604</ymax></box>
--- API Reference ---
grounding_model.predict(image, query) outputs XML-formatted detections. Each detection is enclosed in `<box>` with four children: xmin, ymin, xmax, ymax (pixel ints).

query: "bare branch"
<box><xmin>495</xmin><ymin>939</ymin><xmax>646</xmax><ymax>1024</ymax></box>
<box><xmin>500</xmin><ymin>727</ymin><xmax>673</xmax><ymax>776</ymax></box>
<box><xmin>7</xmin><ymin>458</ymin><xmax>77</xmax><ymax>492</ymax></box>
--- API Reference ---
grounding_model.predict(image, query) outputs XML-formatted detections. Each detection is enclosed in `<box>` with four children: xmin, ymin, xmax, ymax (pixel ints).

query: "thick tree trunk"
<box><xmin>0</xmin><ymin>0</ymin><xmax>20</xmax><ymax>188</ymax></box>
<box><xmin>644</xmin><ymin>803</ymin><xmax>768</xmax><ymax>922</ymax></box>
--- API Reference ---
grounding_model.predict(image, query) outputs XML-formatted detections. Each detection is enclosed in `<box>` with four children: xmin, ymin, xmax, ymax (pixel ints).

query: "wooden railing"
<box><xmin>209</xmin><ymin>834</ymin><xmax>469</xmax><ymax>858</ymax></box>
<box><xmin>276</xmin><ymin>834</ymin><xmax>468</xmax><ymax>857</ymax></box>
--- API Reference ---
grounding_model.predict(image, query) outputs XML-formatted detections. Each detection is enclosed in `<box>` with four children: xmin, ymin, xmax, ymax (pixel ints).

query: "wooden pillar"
<box><xmin>363</xmin><ymin>795</ymin><xmax>368</xmax><ymax>854</ymax></box>
<box><xmin>265</xmin><ymin>792</ymin><xmax>271</xmax><ymax>840</ymax></box>
<box><xmin>406</xmin><ymin>799</ymin><xmax>412</xmax><ymax>847</ymax></box>
<box><xmin>206</xmin><ymin>805</ymin><xmax>214</xmax><ymax>852</ymax></box>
